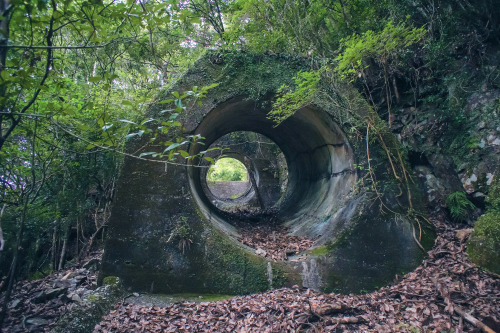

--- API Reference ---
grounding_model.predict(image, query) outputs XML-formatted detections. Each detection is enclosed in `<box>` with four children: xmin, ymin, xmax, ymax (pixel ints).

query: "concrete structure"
<box><xmin>100</xmin><ymin>53</ymin><xmax>434</xmax><ymax>294</ymax></box>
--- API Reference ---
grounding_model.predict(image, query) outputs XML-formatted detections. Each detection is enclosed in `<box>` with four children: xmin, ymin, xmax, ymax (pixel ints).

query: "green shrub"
<box><xmin>468</xmin><ymin>211</ymin><xmax>500</xmax><ymax>274</ymax></box>
<box><xmin>446</xmin><ymin>191</ymin><xmax>475</xmax><ymax>222</ymax></box>
<box><xmin>207</xmin><ymin>158</ymin><xmax>248</xmax><ymax>182</ymax></box>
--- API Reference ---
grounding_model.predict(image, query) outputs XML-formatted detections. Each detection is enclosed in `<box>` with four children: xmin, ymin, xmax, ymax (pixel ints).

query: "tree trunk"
<box><xmin>243</xmin><ymin>157</ymin><xmax>264</xmax><ymax>210</ymax></box>
<box><xmin>0</xmin><ymin>197</ymin><xmax>28</xmax><ymax>326</ymax></box>
<box><xmin>57</xmin><ymin>225</ymin><xmax>69</xmax><ymax>271</ymax></box>
<box><xmin>51</xmin><ymin>224</ymin><xmax>58</xmax><ymax>271</ymax></box>
<box><xmin>0</xmin><ymin>204</ymin><xmax>6</xmax><ymax>251</ymax></box>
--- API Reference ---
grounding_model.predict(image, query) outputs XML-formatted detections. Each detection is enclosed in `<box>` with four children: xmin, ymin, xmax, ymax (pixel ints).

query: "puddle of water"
<box><xmin>125</xmin><ymin>293</ymin><xmax>234</xmax><ymax>307</ymax></box>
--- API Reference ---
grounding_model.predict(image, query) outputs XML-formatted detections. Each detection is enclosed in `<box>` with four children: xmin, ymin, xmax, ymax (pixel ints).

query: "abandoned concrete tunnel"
<box><xmin>188</xmin><ymin>97</ymin><xmax>355</xmax><ymax>242</ymax></box>
<box><xmin>100</xmin><ymin>53</ymin><xmax>434</xmax><ymax>295</ymax></box>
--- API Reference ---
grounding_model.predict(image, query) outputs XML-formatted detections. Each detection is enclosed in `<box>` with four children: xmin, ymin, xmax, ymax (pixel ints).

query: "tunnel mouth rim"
<box><xmin>196</xmin><ymin>130</ymin><xmax>289</xmax><ymax>216</ymax></box>
<box><xmin>186</xmin><ymin>96</ymin><xmax>357</xmax><ymax>248</ymax></box>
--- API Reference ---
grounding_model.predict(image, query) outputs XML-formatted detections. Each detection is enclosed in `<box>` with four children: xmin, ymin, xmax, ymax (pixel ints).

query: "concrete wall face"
<box><xmin>100</xmin><ymin>54</ymin><xmax>434</xmax><ymax>294</ymax></box>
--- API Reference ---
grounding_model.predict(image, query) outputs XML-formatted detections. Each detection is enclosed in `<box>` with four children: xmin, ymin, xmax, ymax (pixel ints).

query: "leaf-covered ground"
<box><xmin>238</xmin><ymin>224</ymin><xmax>314</xmax><ymax>261</ymax></box>
<box><xmin>95</xmin><ymin>216</ymin><xmax>500</xmax><ymax>332</ymax></box>
<box><xmin>1</xmin><ymin>216</ymin><xmax>500</xmax><ymax>332</ymax></box>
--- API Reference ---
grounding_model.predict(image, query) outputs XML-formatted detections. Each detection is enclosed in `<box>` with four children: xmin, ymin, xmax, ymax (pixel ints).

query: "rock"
<box><xmin>463</xmin><ymin>174</ymin><xmax>478</xmax><ymax>193</ymax></box>
<box><xmin>487</xmin><ymin>173</ymin><xmax>494</xmax><ymax>185</ymax></box>
<box><xmin>455</xmin><ymin>229</ymin><xmax>473</xmax><ymax>243</ymax></box>
<box><xmin>255</xmin><ymin>248</ymin><xmax>267</xmax><ymax>256</ymax></box>
<box><xmin>68</xmin><ymin>292</ymin><xmax>83</xmax><ymax>303</ymax></box>
<box><xmin>33</xmin><ymin>287</ymin><xmax>68</xmax><ymax>304</ymax></box>
<box><xmin>26</xmin><ymin>317</ymin><xmax>49</xmax><ymax>326</ymax></box>
<box><xmin>9</xmin><ymin>299</ymin><xmax>21</xmax><ymax>309</ymax></box>
<box><xmin>414</xmin><ymin>166</ymin><xmax>446</xmax><ymax>207</ymax></box>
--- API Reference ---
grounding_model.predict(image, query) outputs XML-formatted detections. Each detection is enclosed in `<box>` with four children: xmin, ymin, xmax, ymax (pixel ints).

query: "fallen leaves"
<box><xmin>237</xmin><ymin>224</ymin><xmax>314</xmax><ymax>261</ymax></box>
<box><xmin>95</xmin><ymin>215</ymin><xmax>500</xmax><ymax>332</ymax></box>
<box><xmin>2</xmin><ymin>215</ymin><xmax>500</xmax><ymax>333</ymax></box>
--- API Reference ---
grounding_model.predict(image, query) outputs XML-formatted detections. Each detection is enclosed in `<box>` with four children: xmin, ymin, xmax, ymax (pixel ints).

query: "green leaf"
<box><xmin>139</xmin><ymin>152</ymin><xmax>156</xmax><ymax>158</ymax></box>
<box><xmin>88</xmin><ymin>76</ymin><xmax>102</xmax><ymax>83</ymax></box>
<box><xmin>125</xmin><ymin>133</ymin><xmax>139</xmax><ymax>139</ymax></box>
<box><xmin>140</xmin><ymin>118</ymin><xmax>155</xmax><ymax>126</ymax></box>
<box><xmin>204</xmin><ymin>156</ymin><xmax>215</xmax><ymax>164</ymax></box>
<box><xmin>163</xmin><ymin>142</ymin><xmax>181</xmax><ymax>153</ymax></box>
<box><xmin>179</xmin><ymin>150</ymin><xmax>190</xmax><ymax>158</ymax></box>
<box><xmin>158</xmin><ymin>99</ymin><xmax>174</xmax><ymax>104</ymax></box>
<box><xmin>120</xmin><ymin>119</ymin><xmax>137</xmax><ymax>125</ymax></box>
<box><xmin>122</xmin><ymin>100</ymin><xmax>134</xmax><ymax>106</ymax></box>
<box><xmin>1</xmin><ymin>70</ymin><xmax>10</xmax><ymax>81</ymax></box>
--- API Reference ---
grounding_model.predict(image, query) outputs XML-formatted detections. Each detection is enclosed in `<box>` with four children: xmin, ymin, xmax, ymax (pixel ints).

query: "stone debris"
<box><xmin>0</xmin><ymin>251</ymin><xmax>102</xmax><ymax>332</ymax></box>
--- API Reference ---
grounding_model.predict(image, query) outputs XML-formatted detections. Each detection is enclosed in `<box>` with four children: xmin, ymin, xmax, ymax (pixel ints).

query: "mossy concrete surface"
<box><xmin>100</xmin><ymin>52</ymin><xmax>434</xmax><ymax>295</ymax></box>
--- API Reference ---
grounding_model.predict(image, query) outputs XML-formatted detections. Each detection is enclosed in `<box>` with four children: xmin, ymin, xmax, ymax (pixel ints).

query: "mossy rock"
<box><xmin>468</xmin><ymin>211</ymin><xmax>500</xmax><ymax>274</ymax></box>
<box><xmin>51</xmin><ymin>277</ymin><xmax>123</xmax><ymax>333</ymax></box>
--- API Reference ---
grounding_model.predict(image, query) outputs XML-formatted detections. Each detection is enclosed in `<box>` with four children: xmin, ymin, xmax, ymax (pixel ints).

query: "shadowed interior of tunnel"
<box><xmin>187</xmin><ymin>97</ymin><xmax>356</xmax><ymax>257</ymax></box>
<box><xmin>200</xmin><ymin>132</ymin><xmax>288</xmax><ymax>214</ymax></box>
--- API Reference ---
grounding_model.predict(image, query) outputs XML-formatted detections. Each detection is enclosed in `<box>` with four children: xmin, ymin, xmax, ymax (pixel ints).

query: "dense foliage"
<box><xmin>207</xmin><ymin>157</ymin><xmax>248</xmax><ymax>182</ymax></box>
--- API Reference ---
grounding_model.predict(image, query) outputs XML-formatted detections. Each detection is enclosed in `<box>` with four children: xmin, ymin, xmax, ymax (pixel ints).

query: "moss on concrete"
<box><xmin>101</xmin><ymin>51</ymin><xmax>435</xmax><ymax>295</ymax></box>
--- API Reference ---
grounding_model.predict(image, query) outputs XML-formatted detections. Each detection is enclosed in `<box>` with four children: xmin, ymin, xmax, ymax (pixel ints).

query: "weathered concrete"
<box><xmin>100</xmin><ymin>52</ymin><xmax>434</xmax><ymax>294</ymax></box>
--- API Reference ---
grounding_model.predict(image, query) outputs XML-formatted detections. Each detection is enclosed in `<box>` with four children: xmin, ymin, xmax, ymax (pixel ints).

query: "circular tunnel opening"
<box><xmin>200</xmin><ymin>131</ymin><xmax>289</xmax><ymax>214</ymax></box>
<box><xmin>206</xmin><ymin>157</ymin><xmax>250</xmax><ymax>201</ymax></box>
<box><xmin>187</xmin><ymin>97</ymin><xmax>356</xmax><ymax>261</ymax></box>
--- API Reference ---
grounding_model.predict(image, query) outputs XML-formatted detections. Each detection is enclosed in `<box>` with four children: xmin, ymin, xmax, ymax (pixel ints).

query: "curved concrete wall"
<box><xmin>187</xmin><ymin>97</ymin><xmax>356</xmax><ymax>244</ymax></box>
<box><xmin>100</xmin><ymin>53</ymin><xmax>434</xmax><ymax>294</ymax></box>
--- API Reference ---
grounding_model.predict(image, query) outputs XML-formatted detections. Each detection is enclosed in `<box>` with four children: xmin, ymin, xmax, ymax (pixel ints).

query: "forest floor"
<box><xmin>1</xmin><ymin>213</ymin><xmax>500</xmax><ymax>332</ymax></box>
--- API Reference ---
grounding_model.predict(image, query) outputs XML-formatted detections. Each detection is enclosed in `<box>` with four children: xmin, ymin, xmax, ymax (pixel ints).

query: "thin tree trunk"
<box><xmin>26</xmin><ymin>238</ymin><xmax>40</xmax><ymax>274</ymax></box>
<box><xmin>57</xmin><ymin>225</ymin><xmax>69</xmax><ymax>270</ymax></box>
<box><xmin>243</xmin><ymin>157</ymin><xmax>264</xmax><ymax>210</ymax></box>
<box><xmin>51</xmin><ymin>224</ymin><xmax>57</xmax><ymax>271</ymax></box>
<box><xmin>76</xmin><ymin>217</ymin><xmax>79</xmax><ymax>258</ymax></box>
<box><xmin>0</xmin><ymin>204</ymin><xmax>6</xmax><ymax>251</ymax></box>
<box><xmin>0</xmin><ymin>197</ymin><xmax>28</xmax><ymax>326</ymax></box>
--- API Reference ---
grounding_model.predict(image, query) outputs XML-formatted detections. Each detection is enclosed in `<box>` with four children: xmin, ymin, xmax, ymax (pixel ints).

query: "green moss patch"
<box><xmin>468</xmin><ymin>211</ymin><xmax>500</xmax><ymax>274</ymax></box>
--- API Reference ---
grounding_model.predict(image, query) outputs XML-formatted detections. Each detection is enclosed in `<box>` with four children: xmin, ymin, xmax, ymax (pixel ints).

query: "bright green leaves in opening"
<box><xmin>207</xmin><ymin>158</ymin><xmax>248</xmax><ymax>182</ymax></box>
<box><xmin>334</xmin><ymin>21</ymin><xmax>426</xmax><ymax>81</ymax></box>
<box><xmin>268</xmin><ymin>70</ymin><xmax>321</xmax><ymax>125</ymax></box>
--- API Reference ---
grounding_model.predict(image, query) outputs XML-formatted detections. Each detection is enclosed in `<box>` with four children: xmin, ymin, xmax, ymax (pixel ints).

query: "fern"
<box><xmin>446</xmin><ymin>192</ymin><xmax>475</xmax><ymax>222</ymax></box>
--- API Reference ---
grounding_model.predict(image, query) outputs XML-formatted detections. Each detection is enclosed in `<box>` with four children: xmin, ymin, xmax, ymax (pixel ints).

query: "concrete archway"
<box><xmin>100</xmin><ymin>53</ymin><xmax>434</xmax><ymax>294</ymax></box>
<box><xmin>188</xmin><ymin>97</ymin><xmax>355</xmax><ymax>244</ymax></box>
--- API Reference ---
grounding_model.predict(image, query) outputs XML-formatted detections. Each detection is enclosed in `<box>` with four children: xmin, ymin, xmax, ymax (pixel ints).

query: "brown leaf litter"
<box><xmin>95</xmin><ymin>216</ymin><xmax>500</xmax><ymax>332</ymax></box>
